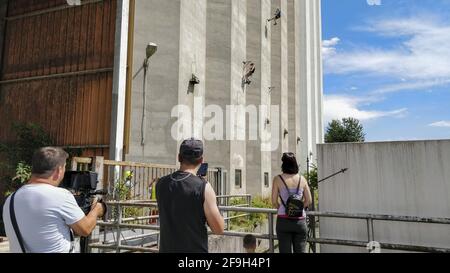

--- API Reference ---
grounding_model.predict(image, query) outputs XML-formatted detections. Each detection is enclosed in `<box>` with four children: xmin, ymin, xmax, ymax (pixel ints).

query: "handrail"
<box><xmin>216</xmin><ymin>194</ymin><xmax>252</xmax><ymax>199</ymax></box>
<box><xmin>90</xmin><ymin>201</ymin><xmax>450</xmax><ymax>253</ymax></box>
<box><xmin>307</xmin><ymin>211</ymin><xmax>450</xmax><ymax>225</ymax></box>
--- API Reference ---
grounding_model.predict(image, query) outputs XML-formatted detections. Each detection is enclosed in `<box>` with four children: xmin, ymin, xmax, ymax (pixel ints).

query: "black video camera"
<box><xmin>60</xmin><ymin>171</ymin><xmax>107</xmax><ymax>215</ymax></box>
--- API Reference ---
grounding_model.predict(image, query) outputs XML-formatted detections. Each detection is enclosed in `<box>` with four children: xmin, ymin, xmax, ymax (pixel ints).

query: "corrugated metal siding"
<box><xmin>0</xmin><ymin>0</ymin><xmax>116</xmax><ymax>157</ymax></box>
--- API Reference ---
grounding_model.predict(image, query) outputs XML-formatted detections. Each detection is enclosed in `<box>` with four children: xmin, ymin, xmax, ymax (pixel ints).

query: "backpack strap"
<box><xmin>278</xmin><ymin>175</ymin><xmax>290</xmax><ymax>209</ymax></box>
<box><xmin>9</xmin><ymin>191</ymin><xmax>27</xmax><ymax>253</ymax></box>
<box><xmin>296</xmin><ymin>176</ymin><xmax>302</xmax><ymax>195</ymax></box>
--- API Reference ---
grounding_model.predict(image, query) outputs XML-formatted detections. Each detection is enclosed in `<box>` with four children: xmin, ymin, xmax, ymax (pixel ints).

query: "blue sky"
<box><xmin>321</xmin><ymin>0</ymin><xmax>450</xmax><ymax>141</ymax></box>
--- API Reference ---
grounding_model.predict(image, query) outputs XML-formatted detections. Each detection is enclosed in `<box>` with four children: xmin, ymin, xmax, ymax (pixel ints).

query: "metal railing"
<box><xmin>71</xmin><ymin>157</ymin><xmax>221</xmax><ymax>201</ymax></box>
<box><xmin>307</xmin><ymin>211</ymin><xmax>450</xmax><ymax>253</ymax></box>
<box><xmin>87</xmin><ymin>201</ymin><xmax>450</xmax><ymax>253</ymax></box>
<box><xmin>71</xmin><ymin>157</ymin><xmax>450</xmax><ymax>253</ymax></box>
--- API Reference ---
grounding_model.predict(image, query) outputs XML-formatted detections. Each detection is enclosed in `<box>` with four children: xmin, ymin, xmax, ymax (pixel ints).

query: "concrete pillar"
<box><xmin>110</xmin><ymin>0</ymin><xmax>130</xmax><ymax>162</ymax></box>
<box><xmin>178</xmin><ymin>0</ymin><xmax>207</xmax><ymax>152</ymax></box>
<box><xmin>270</xmin><ymin>0</ymin><xmax>288</xmax><ymax>180</ymax></box>
<box><xmin>260</xmin><ymin>0</ymin><xmax>272</xmax><ymax>198</ymax></box>
<box><xmin>205</xmin><ymin>0</ymin><xmax>232</xmax><ymax>192</ymax></box>
<box><xmin>316</xmin><ymin>0</ymin><xmax>324</xmax><ymax>144</ymax></box>
<box><xmin>229</xmin><ymin>0</ymin><xmax>247</xmax><ymax>195</ymax></box>
<box><xmin>309</xmin><ymin>0</ymin><xmax>318</xmax><ymax>160</ymax></box>
<box><xmin>287</xmin><ymin>0</ymin><xmax>296</xmax><ymax>155</ymax></box>
<box><xmin>205</xmin><ymin>0</ymin><xmax>247</xmax><ymax>195</ymax></box>
<box><xmin>246</xmin><ymin>0</ymin><xmax>262</xmax><ymax>197</ymax></box>
<box><xmin>280</xmin><ymin>0</ymin><xmax>289</xmax><ymax>155</ymax></box>
<box><xmin>297</xmin><ymin>0</ymin><xmax>312</xmax><ymax>172</ymax></box>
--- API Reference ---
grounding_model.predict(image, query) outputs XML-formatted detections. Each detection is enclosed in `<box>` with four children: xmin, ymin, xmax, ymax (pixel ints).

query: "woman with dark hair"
<box><xmin>272</xmin><ymin>152</ymin><xmax>312</xmax><ymax>253</ymax></box>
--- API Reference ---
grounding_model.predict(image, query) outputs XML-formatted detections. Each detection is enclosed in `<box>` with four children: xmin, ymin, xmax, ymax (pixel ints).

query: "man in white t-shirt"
<box><xmin>2</xmin><ymin>147</ymin><xmax>105</xmax><ymax>253</ymax></box>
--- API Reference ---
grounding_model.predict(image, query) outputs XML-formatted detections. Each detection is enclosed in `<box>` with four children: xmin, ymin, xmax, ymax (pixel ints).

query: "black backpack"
<box><xmin>278</xmin><ymin>175</ymin><xmax>304</xmax><ymax>218</ymax></box>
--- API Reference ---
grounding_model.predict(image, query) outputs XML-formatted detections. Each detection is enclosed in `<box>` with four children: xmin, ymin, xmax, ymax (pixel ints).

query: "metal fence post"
<box><xmin>309</xmin><ymin>214</ymin><xmax>317</xmax><ymax>253</ymax></box>
<box><xmin>367</xmin><ymin>218</ymin><xmax>375</xmax><ymax>242</ymax></box>
<box><xmin>116</xmin><ymin>203</ymin><xmax>122</xmax><ymax>253</ymax></box>
<box><xmin>226</xmin><ymin>198</ymin><xmax>230</xmax><ymax>231</ymax></box>
<box><xmin>92</xmin><ymin>156</ymin><xmax>105</xmax><ymax>191</ymax></box>
<box><xmin>268</xmin><ymin>212</ymin><xmax>274</xmax><ymax>253</ymax></box>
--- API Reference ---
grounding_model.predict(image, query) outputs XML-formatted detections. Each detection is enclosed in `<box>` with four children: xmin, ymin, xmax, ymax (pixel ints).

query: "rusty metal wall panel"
<box><xmin>0</xmin><ymin>0</ymin><xmax>116</xmax><ymax>158</ymax></box>
<box><xmin>7</xmin><ymin>0</ymin><xmax>67</xmax><ymax>17</ymax></box>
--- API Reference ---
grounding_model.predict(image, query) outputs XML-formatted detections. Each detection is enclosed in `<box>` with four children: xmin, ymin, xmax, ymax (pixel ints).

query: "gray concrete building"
<box><xmin>118</xmin><ymin>0</ymin><xmax>323</xmax><ymax>197</ymax></box>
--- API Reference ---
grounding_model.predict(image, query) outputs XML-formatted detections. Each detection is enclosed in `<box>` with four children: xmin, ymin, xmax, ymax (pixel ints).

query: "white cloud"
<box><xmin>324</xmin><ymin>95</ymin><xmax>407</xmax><ymax>122</ymax></box>
<box><xmin>322</xmin><ymin>37</ymin><xmax>340</xmax><ymax>60</ymax></box>
<box><xmin>373</xmin><ymin>79</ymin><xmax>450</xmax><ymax>94</ymax></box>
<box><xmin>429</xmin><ymin>121</ymin><xmax>450</xmax><ymax>128</ymax></box>
<box><xmin>367</xmin><ymin>0</ymin><xmax>382</xmax><ymax>6</ymax></box>
<box><xmin>324</xmin><ymin>17</ymin><xmax>450</xmax><ymax>94</ymax></box>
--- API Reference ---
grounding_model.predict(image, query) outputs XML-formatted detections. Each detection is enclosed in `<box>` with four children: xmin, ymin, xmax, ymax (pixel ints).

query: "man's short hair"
<box><xmin>243</xmin><ymin>234</ymin><xmax>257</xmax><ymax>248</ymax></box>
<box><xmin>32</xmin><ymin>147</ymin><xmax>69</xmax><ymax>178</ymax></box>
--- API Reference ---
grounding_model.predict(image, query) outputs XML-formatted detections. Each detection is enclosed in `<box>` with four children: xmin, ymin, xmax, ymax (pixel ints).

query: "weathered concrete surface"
<box><xmin>125</xmin><ymin>0</ymin><xmax>323</xmax><ymax>197</ymax></box>
<box><xmin>128</xmin><ymin>0</ymin><xmax>182</xmax><ymax>165</ymax></box>
<box><xmin>246</xmin><ymin>0</ymin><xmax>263</xmax><ymax>197</ymax></box>
<box><xmin>318</xmin><ymin>141</ymin><xmax>450</xmax><ymax>253</ymax></box>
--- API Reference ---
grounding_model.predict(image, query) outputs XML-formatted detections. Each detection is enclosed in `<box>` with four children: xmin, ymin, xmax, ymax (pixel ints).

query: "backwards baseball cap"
<box><xmin>180</xmin><ymin>138</ymin><xmax>204</xmax><ymax>161</ymax></box>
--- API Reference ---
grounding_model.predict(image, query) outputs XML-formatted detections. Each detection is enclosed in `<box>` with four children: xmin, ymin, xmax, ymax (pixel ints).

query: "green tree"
<box><xmin>325</xmin><ymin>118</ymin><xmax>366</xmax><ymax>143</ymax></box>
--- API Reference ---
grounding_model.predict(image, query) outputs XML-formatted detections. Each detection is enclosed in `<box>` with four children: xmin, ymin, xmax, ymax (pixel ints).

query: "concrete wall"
<box><xmin>205</xmin><ymin>0</ymin><xmax>247</xmax><ymax>195</ymax></box>
<box><xmin>229</xmin><ymin>0</ymin><xmax>248</xmax><ymax>195</ymax></box>
<box><xmin>128</xmin><ymin>0</ymin><xmax>181</xmax><ymax>164</ymax></box>
<box><xmin>315</xmin><ymin>0</ymin><xmax>324</xmax><ymax>144</ymax></box>
<box><xmin>260</xmin><ymin>0</ymin><xmax>272</xmax><ymax>198</ymax></box>
<box><xmin>280</xmin><ymin>0</ymin><xmax>289</xmax><ymax>155</ymax></box>
<box><xmin>128</xmin><ymin>0</ymin><xmax>207</xmax><ymax>165</ymax></box>
<box><xmin>246</xmin><ymin>0</ymin><xmax>262</xmax><ymax>197</ymax></box>
<box><xmin>178</xmin><ymin>0</ymin><xmax>207</xmax><ymax>142</ymax></box>
<box><xmin>287</xmin><ymin>0</ymin><xmax>296</xmax><ymax>156</ymax></box>
<box><xmin>205</xmin><ymin>0</ymin><xmax>232</xmax><ymax>187</ymax></box>
<box><xmin>125</xmin><ymin>0</ymin><xmax>323</xmax><ymax>197</ymax></box>
<box><xmin>298</xmin><ymin>0</ymin><xmax>312</xmax><ymax>171</ymax></box>
<box><xmin>270</xmin><ymin>0</ymin><xmax>282</xmax><ymax>180</ymax></box>
<box><xmin>318</xmin><ymin>141</ymin><xmax>450</xmax><ymax>253</ymax></box>
<box><xmin>296</xmin><ymin>0</ymin><xmax>323</xmax><ymax>170</ymax></box>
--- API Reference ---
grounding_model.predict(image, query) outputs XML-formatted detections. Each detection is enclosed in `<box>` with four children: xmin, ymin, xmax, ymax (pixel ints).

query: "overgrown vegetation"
<box><xmin>0</xmin><ymin>123</ymin><xmax>53</xmax><ymax>197</ymax></box>
<box><xmin>0</xmin><ymin>123</ymin><xmax>86</xmax><ymax>197</ymax></box>
<box><xmin>229</xmin><ymin>196</ymin><xmax>273</xmax><ymax>232</ymax></box>
<box><xmin>304</xmin><ymin>164</ymin><xmax>319</xmax><ymax>209</ymax></box>
<box><xmin>112</xmin><ymin>171</ymin><xmax>144</xmax><ymax>220</ymax></box>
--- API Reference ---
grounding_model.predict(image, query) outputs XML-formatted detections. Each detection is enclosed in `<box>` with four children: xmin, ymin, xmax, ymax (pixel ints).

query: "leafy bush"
<box><xmin>4</xmin><ymin>162</ymin><xmax>32</xmax><ymax>197</ymax></box>
<box><xmin>111</xmin><ymin>172</ymin><xmax>144</xmax><ymax>220</ymax></box>
<box><xmin>303</xmin><ymin>164</ymin><xmax>319</xmax><ymax>209</ymax></box>
<box><xmin>229</xmin><ymin>196</ymin><xmax>273</xmax><ymax>231</ymax></box>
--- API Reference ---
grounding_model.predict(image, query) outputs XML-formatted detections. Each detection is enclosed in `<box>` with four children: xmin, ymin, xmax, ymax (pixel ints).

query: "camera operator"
<box><xmin>2</xmin><ymin>147</ymin><xmax>105</xmax><ymax>253</ymax></box>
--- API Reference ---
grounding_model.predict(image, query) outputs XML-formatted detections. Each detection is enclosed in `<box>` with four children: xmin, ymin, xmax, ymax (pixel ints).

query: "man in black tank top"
<box><xmin>156</xmin><ymin>138</ymin><xmax>224</xmax><ymax>253</ymax></box>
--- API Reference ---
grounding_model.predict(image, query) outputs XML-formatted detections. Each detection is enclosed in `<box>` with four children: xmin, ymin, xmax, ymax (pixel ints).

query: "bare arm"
<box><xmin>204</xmin><ymin>183</ymin><xmax>224</xmax><ymax>235</ymax></box>
<box><xmin>70</xmin><ymin>202</ymin><xmax>104</xmax><ymax>237</ymax></box>
<box><xmin>302</xmin><ymin>177</ymin><xmax>313</xmax><ymax>209</ymax></box>
<box><xmin>271</xmin><ymin>177</ymin><xmax>280</xmax><ymax>209</ymax></box>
